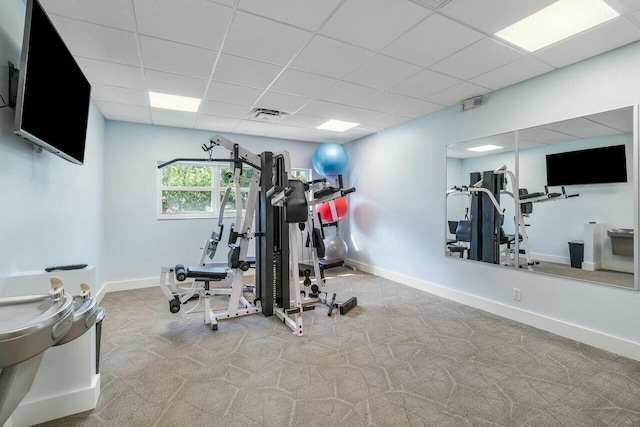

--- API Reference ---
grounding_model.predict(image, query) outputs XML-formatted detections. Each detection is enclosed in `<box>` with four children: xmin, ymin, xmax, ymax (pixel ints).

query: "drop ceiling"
<box><xmin>39</xmin><ymin>0</ymin><xmax>640</xmax><ymax>144</ymax></box>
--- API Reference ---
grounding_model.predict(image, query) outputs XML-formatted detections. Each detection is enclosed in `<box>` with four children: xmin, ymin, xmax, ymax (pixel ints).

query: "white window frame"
<box><xmin>158</xmin><ymin>162</ymin><xmax>312</xmax><ymax>220</ymax></box>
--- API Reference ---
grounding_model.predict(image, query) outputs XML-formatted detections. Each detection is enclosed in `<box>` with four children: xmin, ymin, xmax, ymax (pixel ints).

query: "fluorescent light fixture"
<box><xmin>495</xmin><ymin>0</ymin><xmax>619</xmax><ymax>52</ymax></box>
<box><xmin>149</xmin><ymin>92</ymin><xmax>201</xmax><ymax>112</ymax></box>
<box><xmin>467</xmin><ymin>145</ymin><xmax>503</xmax><ymax>152</ymax></box>
<box><xmin>316</xmin><ymin>119</ymin><xmax>359</xmax><ymax>132</ymax></box>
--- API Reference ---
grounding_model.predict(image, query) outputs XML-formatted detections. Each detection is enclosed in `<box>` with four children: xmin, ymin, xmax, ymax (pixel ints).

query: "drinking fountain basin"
<box><xmin>607</xmin><ymin>228</ymin><xmax>634</xmax><ymax>257</ymax></box>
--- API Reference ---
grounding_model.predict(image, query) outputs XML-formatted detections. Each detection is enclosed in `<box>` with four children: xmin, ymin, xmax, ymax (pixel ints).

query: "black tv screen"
<box><xmin>14</xmin><ymin>0</ymin><xmax>91</xmax><ymax>165</ymax></box>
<box><xmin>546</xmin><ymin>144</ymin><xmax>627</xmax><ymax>186</ymax></box>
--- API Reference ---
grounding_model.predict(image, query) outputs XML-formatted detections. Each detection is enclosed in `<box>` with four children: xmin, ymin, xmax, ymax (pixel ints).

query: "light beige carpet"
<box><xmin>38</xmin><ymin>267</ymin><xmax>640</xmax><ymax>426</ymax></box>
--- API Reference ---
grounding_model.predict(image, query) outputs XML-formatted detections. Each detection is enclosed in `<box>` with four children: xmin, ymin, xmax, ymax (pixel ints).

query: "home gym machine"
<box><xmin>158</xmin><ymin>134</ymin><xmax>357</xmax><ymax>335</ymax></box>
<box><xmin>447</xmin><ymin>165</ymin><xmax>578</xmax><ymax>270</ymax></box>
<box><xmin>294</xmin><ymin>177</ymin><xmax>357</xmax><ymax>316</ymax></box>
<box><xmin>159</xmin><ymin>136</ymin><xmax>262</xmax><ymax>330</ymax></box>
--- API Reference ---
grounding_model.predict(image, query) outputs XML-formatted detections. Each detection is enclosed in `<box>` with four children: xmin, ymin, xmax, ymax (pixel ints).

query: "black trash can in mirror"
<box><xmin>568</xmin><ymin>240</ymin><xmax>584</xmax><ymax>269</ymax></box>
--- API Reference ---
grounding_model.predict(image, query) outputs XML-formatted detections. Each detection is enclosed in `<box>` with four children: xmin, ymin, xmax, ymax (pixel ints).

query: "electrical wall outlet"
<box><xmin>513</xmin><ymin>288</ymin><xmax>522</xmax><ymax>301</ymax></box>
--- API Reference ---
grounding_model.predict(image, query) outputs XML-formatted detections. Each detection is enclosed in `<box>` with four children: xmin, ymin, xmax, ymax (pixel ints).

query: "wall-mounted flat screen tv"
<box><xmin>14</xmin><ymin>0</ymin><xmax>91</xmax><ymax>165</ymax></box>
<box><xmin>546</xmin><ymin>144</ymin><xmax>627</xmax><ymax>186</ymax></box>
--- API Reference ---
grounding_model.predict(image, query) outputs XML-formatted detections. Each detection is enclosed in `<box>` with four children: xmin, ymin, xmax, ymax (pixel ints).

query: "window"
<box><xmin>291</xmin><ymin>168</ymin><xmax>312</xmax><ymax>183</ymax></box>
<box><xmin>158</xmin><ymin>163</ymin><xmax>312</xmax><ymax>219</ymax></box>
<box><xmin>158</xmin><ymin>161</ymin><xmax>252</xmax><ymax>219</ymax></box>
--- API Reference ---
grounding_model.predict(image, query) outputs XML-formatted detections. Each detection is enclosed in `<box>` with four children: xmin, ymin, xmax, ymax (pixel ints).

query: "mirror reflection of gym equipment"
<box><xmin>446</xmin><ymin>106</ymin><xmax>636</xmax><ymax>289</ymax></box>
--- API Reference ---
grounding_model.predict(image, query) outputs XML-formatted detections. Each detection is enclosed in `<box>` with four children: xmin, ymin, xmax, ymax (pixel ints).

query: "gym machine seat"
<box><xmin>447</xmin><ymin>221</ymin><xmax>459</xmax><ymax>245</ymax></box>
<box><xmin>448</xmin><ymin>220</ymin><xmax>472</xmax><ymax>258</ymax></box>
<box><xmin>175</xmin><ymin>265</ymin><xmax>227</xmax><ymax>282</ymax></box>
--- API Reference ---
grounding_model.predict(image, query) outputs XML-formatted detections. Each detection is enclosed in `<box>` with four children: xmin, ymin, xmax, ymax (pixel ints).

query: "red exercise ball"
<box><xmin>317</xmin><ymin>197</ymin><xmax>348</xmax><ymax>223</ymax></box>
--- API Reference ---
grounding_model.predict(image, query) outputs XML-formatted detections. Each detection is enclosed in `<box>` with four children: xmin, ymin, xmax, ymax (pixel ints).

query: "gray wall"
<box><xmin>346</xmin><ymin>40</ymin><xmax>640</xmax><ymax>348</ymax></box>
<box><xmin>0</xmin><ymin>0</ymin><xmax>105</xmax><ymax>287</ymax></box>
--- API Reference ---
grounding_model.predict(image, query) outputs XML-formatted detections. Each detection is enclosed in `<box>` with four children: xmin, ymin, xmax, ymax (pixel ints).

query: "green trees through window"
<box><xmin>159</xmin><ymin>162</ymin><xmax>311</xmax><ymax>218</ymax></box>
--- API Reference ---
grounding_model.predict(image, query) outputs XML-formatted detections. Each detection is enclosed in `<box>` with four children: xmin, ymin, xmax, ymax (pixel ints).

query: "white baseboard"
<box><xmin>602</xmin><ymin>260</ymin><xmax>634</xmax><ymax>274</ymax></box>
<box><xmin>531</xmin><ymin>252</ymin><xmax>570</xmax><ymax>265</ymax></box>
<box><xmin>582</xmin><ymin>261</ymin><xmax>603</xmax><ymax>271</ymax></box>
<box><xmin>96</xmin><ymin>277</ymin><xmax>159</xmax><ymax>302</ymax></box>
<box><xmin>347</xmin><ymin>259</ymin><xmax>640</xmax><ymax>362</ymax></box>
<box><xmin>11</xmin><ymin>375</ymin><xmax>100</xmax><ymax>427</ymax></box>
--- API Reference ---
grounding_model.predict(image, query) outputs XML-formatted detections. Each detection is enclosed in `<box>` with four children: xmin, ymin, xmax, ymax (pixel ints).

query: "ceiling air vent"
<box><xmin>408</xmin><ymin>0</ymin><xmax>451</xmax><ymax>10</ymax></box>
<box><xmin>248</xmin><ymin>108</ymin><xmax>289</xmax><ymax>122</ymax></box>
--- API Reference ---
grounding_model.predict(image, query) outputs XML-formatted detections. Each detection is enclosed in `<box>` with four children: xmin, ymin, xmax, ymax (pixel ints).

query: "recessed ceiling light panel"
<box><xmin>316</xmin><ymin>119</ymin><xmax>360</xmax><ymax>132</ymax></box>
<box><xmin>495</xmin><ymin>0</ymin><xmax>619</xmax><ymax>52</ymax></box>
<box><xmin>467</xmin><ymin>144</ymin><xmax>503</xmax><ymax>152</ymax></box>
<box><xmin>149</xmin><ymin>92</ymin><xmax>201</xmax><ymax>112</ymax></box>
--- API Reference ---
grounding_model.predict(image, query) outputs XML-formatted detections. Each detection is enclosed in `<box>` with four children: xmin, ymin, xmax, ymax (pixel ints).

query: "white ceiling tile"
<box><xmin>76</xmin><ymin>57</ymin><xmax>145</xmax><ymax>90</ymax></box>
<box><xmin>280</xmin><ymin>114</ymin><xmax>327</xmax><ymax>128</ymax></box>
<box><xmin>40</xmin><ymin>0</ymin><xmax>137</xmax><ymax>31</ymax></box>
<box><xmin>317</xmin><ymin>81</ymin><xmax>380</xmax><ymax>105</ymax></box>
<box><xmin>300</xmin><ymin>128</ymin><xmax>350</xmax><ymax>143</ymax></box>
<box><xmin>213</xmin><ymin>54</ymin><xmax>283</xmax><ymax>89</ymax></box>
<box><xmin>440</xmin><ymin>0</ymin><xmax>556</xmax><ymax>34</ymax></box>
<box><xmin>603</xmin><ymin>119</ymin><xmax>634</xmax><ymax>133</ymax></box>
<box><xmin>270</xmin><ymin>69</ymin><xmax>337</xmax><ymax>98</ymax></box>
<box><xmin>145</xmin><ymin>70</ymin><xmax>208</xmax><ymax>98</ymax></box>
<box><xmin>542</xmin><ymin>118</ymin><xmax>623</xmax><ymax>138</ymax></box>
<box><xmin>470</xmin><ymin>56</ymin><xmax>554</xmax><ymax>90</ymax></box>
<box><xmin>344</xmin><ymin>55</ymin><xmax>422</xmax><ymax>90</ymax></box>
<box><xmin>255</xmin><ymin>91</ymin><xmax>311</xmax><ymax>113</ymax></box>
<box><xmin>290</xmin><ymin>36</ymin><xmax>374</xmax><ymax>79</ymax></box>
<box><xmin>297</xmin><ymin>100</ymin><xmax>353</xmax><ymax>119</ymax></box>
<box><xmin>389</xmin><ymin>69</ymin><xmax>461</xmax><ymax>100</ymax></box>
<box><xmin>319</xmin><ymin>0</ymin><xmax>432</xmax><ymax>51</ymax></box>
<box><xmin>345</xmin><ymin>124</ymin><xmax>382</xmax><ymax>137</ymax></box>
<box><xmin>95</xmin><ymin>101</ymin><xmax>150</xmax><ymax>120</ymax></box>
<box><xmin>140</xmin><ymin>36</ymin><xmax>216</xmax><ymax>79</ymax></box>
<box><xmin>632</xmin><ymin>9</ymin><xmax>640</xmax><ymax>21</ymax></box>
<box><xmin>195</xmin><ymin>115</ymin><xmax>241</xmax><ymax>131</ymax></box>
<box><xmin>134</xmin><ymin>0</ymin><xmax>232</xmax><ymax>50</ymax></box>
<box><xmin>430</xmin><ymin>38</ymin><xmax>524</xmax><ymax>80</ymax></box>
<box><xmin>238</xmin><ymin>0</ymin><xmax>342</xmax><ymax>31</ymax></box>
<box><xmin>357</xmin><ymin>92</ymin><xmax>444</xmax><ymax>118</ymax></box>
<box><xmin>91</xmin><ymin>84</ymin><xmax>147</xmax><ymax>106</ymax></box>
<box><xmin>518</xmin><ymin>127</ymin><xmax>578</xmax><ymax>144</ymax></box>
<box><xmin>265</xmin><ymin>125</ymin><xmax>307</xmax><ymax>139</ymax></box>
<box><xmin>235</xmin><ymin>120</ymin><xmax>277</xmax><ymax>134</ymax></box>
<box><xmin>611</xmin><ymin>0</ymin><xmax>640</xmax><ymax>13</ymax></box>
<box><xmin>518</xmin><ymin>140</ymin><xmax>548</xmax><ymax>150</ymax></box>
<box><xmin>199</xmin><ymin>101</ymin><xmax>251</xmax><ymax>119</ymax></box>
<box><xmin>371</xmin><ymin>114</ymin><xmax>412</xmax><ymax>128</ymax></box>
<box><xmin>585</xmin><ymin>107</ymin><xmax>633</xmax><ymax>129</ymax></box>
<box><xmin>533</xmin><ymin>17</ymin><xmax>640</xmax><ymax>68</ymax></box>
<box><xmin>223</xmin><ymin>12</ymin><xmax>313</xmax><ymax>65</ymax></box>
<box><xmin>208</xmin><ymin>0</ymin><xmax>235</xmax><ymax>7</ymax></box>
<box><xmin>425</xmin><ymin>82</ymin><xmax>489</xmax><ymax>106</ymax></box>
<box><xmin>205</xmin><ymin>82</ymin><xmax>263</xmax><ymax>106</ymax></box>
<box><xmin>50</xmin><ymin>16</ymin><xmax>140</xmax><ymax>66</ymax></box>
<box><xmin>151</xmin><ymin>109</ymin><xmax>197</xmax><ymax>126</ymax></box>
<box><xmin>341</xmin><ymin>108</ymin><xmax>385</xmax><ymax>125</ymax></box>
<box><xmin>382</xmin><ymin>13</ymin><xmax>484</xmax><ymax>67</ymax></box>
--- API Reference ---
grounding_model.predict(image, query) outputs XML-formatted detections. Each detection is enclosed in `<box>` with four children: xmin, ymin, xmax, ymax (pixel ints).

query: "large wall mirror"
<box><xmin>446</xmin><ymin>106</ymin><xmax>638</xmax><ymax>290</ymax></box>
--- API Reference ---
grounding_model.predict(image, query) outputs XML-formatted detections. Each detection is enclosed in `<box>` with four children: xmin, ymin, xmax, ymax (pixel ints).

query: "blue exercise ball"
<box><xmin>313</xmin><ymin>142</ymin><xmax>349</xmax><ymax>178</ymax></box>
